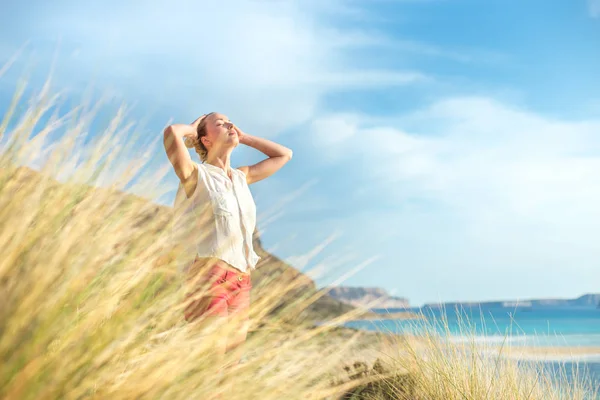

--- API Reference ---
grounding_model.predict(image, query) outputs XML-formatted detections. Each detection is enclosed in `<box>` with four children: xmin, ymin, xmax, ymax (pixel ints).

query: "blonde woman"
<box><xmin>163</xmin><ymin>112</ymin><xmax>292</xmax><ymax>372</ymax></box>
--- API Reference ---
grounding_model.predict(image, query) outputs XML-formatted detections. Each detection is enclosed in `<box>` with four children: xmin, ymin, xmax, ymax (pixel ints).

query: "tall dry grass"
<box><xmin>0</xmin><ymin>74</ymin><xmax>370</xmax><ymax>399</ymax></box>
<box><xmin>365</xmin><ymin>308</ymin><xmax>599</xmax><ymax>399</ymax></box>
<box><xmin>0</xmin><ymin>72</ymin><xmax>598</xmax><ymax>399</ymax></box>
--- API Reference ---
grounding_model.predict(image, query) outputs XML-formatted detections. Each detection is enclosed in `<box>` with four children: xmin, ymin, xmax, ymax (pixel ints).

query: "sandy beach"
<box><xmin>330</xmin><ymin>325</ymin><xmax>600</xmax><ymax>364</ymax></box>
<box><xmin>489</xmin><ymin>345</ymin><xmax>600</xmax><ymax>362</ymax></box>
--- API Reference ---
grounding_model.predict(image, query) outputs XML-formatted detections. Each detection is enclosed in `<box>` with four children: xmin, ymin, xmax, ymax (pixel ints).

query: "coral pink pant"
<box><xmin>184</xmin><ymin>261</ymin><xmax>252</xmax><ymax>322</ymax></box>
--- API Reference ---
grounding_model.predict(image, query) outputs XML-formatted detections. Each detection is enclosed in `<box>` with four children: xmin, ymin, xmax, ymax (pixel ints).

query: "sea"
<box><xmin>343</xmin><ymin>306</ymin><xmax>600</xmax><ymax>394</ymax></box>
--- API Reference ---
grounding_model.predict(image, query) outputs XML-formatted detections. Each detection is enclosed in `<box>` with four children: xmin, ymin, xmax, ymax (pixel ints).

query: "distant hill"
<box><xmin>325</xmin><ymin>286</ymin><xmax>410</xmax><ymax>309</ymax></box>
<box><xmin>424</xmin><ymin>293</ymin><xmax>600</xmax><ymax>309</ymax></box>
<box><xmin>6</xmin><ymin>165</ymin><xmax>357</xmax><ymax>327</ymax></box>
<box><xmin>249</xmin><ymin>235</ymin><xmax>358</xmax><ymax>325</ymax></box>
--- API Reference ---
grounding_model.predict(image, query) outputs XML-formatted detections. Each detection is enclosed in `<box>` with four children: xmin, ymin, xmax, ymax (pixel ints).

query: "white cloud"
<box><xmin>3</xmin><ymin>0</ymin><xmax>426</xmax><ymax>137</ymax></box>
<box><xmin>305</xmin><ymin>97</ymin><xmax>600</xmax><ymax>303</ymax></box>
<box><xmin>589</xmin><ymin>0</ymin><xmax>600</xmax><ymax>17</ymax></box>
<box><xmin>313</xmin><ymin>97</ymin><xmax>600</xmax><ymax>221</ymax></box>
<box><xmin>395</xmin><ymin>98</ymin><xmax>600</xmax><ymax>221</ymax></box>
<box><xmin>308</xmin><ymin>113</ymin><xmax>362</xmax><ymax>161</ymax></box>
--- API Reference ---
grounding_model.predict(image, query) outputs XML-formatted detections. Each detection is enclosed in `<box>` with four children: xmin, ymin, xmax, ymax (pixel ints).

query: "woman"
<box><xmin>163</xmin><ymin>112</ymin><xmax>292</xmax><ymax>370</ymax></box>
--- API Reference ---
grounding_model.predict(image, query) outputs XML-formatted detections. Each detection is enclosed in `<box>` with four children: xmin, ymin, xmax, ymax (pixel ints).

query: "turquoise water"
<box><xmin>343</xmin><ymin>306</ymin><xmax>600</xmax><ymax>390</ymax></box>
<box><xmin>346</xmin><ymin>306</ymin><xmax>600</xmax><ymax>347</ymax></box>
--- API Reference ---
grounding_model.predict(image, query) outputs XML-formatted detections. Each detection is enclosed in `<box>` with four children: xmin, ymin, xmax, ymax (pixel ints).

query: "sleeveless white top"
<box><xmin>171</xmin><ymin>162</ymin><xmax>260</xmax><ymax>274</ymax></box>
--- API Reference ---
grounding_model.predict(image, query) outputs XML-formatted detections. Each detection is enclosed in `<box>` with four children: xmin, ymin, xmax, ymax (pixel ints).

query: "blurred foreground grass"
<box><xmin>0</xmin><ymin>77</ymin><xmax>598</xmax><ymax>399</ymax></box>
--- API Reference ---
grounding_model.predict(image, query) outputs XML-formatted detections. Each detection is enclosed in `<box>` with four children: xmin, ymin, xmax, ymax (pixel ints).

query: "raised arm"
<box><xmin>235</xmin><ymin>125</ymin><xmax>293</xmax><ymax>185</ymax></box>
<box><xmin>163</xmin><ymin>115</ymin><xmax>205</xmax><ymax>183</ymax></box>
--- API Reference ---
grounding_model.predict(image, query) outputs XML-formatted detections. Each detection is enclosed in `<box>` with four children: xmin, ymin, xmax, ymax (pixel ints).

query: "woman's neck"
<box><xmin>205</xmin><ymin>149</ymin><xmax>233</xmax><ymax>173</ymax></box>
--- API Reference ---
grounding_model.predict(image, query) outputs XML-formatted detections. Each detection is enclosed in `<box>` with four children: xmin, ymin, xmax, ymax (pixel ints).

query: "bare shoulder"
<box><xmin>236</xmin><ymin>166</ymin><xmax>250</xmax><ymax>183</ymax></box>
<box><xmin>237</xmin><ymin>166</ymin><xmax>250</xmax><ymax>176</ymax></box>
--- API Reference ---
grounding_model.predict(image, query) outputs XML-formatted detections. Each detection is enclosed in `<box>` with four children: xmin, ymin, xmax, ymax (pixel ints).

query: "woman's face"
<box><xmin>201</xmin><ymin>113</ymin><xmax>239</xmax><ymax>150</ymax></box>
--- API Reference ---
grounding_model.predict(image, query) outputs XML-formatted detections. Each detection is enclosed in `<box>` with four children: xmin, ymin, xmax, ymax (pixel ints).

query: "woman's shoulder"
<box><xmin>195</xmin><ymin>162</ymin><xmax>213</xmax><ymax>180</ymax></box>
<box><xmin>235</xmin><ymin>166</ymin><xmax>248</xmax><ymax>177</ymax></box>
<box><xmin>235</xmin><ymin>167</ymin><xmax>255</xmax><ymax>187</ymax></box>
<box><xmin>233</xmin><ymin>167</ymin><xmax>247</xmax><ymax>178</ymax></box>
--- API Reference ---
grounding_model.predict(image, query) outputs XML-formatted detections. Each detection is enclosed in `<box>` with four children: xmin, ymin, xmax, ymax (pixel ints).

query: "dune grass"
<box><xmin>0</xmin><ymin>74</ymin><xmax>598</xmax><ymax>399</ymax></box>
<box><xmin>356</xmin><ymin>308</ymin><xmax>599</xmax><ymax>399</ymax></box>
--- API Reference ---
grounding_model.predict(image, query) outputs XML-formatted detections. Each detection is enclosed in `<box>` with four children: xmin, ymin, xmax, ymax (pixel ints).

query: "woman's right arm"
<box><xmin>163</xmin><ymin>116</ymin><xmax>205</xmax><ymax>182</ymax></box>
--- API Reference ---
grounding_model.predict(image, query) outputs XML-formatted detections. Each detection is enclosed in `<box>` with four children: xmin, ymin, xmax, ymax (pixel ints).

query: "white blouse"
<box><xmin>171</xmin><ymin>162</ymin><xmax>260</xmax><ymax>274</ymax></box>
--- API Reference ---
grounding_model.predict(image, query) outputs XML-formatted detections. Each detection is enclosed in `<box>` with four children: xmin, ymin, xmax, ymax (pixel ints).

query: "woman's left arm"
<box><xmin>235</xmin><ymin>125</ymin><xmax>293</xmax><ymax>185</ymax></box>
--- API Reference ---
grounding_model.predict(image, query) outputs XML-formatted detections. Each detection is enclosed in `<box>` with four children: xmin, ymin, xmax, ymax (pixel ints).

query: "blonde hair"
<box><xmin>184</xmin><ymin>112</ymin><xmax>215</xmax><ymax>162</ymax></box>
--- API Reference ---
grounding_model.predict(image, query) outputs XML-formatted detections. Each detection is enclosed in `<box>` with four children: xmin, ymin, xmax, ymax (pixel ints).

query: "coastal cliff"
<box><xmin>424</xmin><ymin>293</ymin><xmax>600</xmax><ymax>309</ymax></box>
<box><xmin>325</xmin><ymin>286</ymin><xmax>410</xmax><ymax>310</ymax></box>
<box><xmin>7</xmin><ymin>165</ymin><xmax>358</xmax><ymax>326</ymax></box>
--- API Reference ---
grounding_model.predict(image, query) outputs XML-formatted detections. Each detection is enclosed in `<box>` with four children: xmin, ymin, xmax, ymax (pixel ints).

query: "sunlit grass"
<box><xmin>360</xmin><ymin>308</ymin><xmax>599</xmax><ymax>399</ymax></box>
<box><xmin>0</xmin><ymin>69</ymin><xmax>597</xmax><ymax>399</ymax></box>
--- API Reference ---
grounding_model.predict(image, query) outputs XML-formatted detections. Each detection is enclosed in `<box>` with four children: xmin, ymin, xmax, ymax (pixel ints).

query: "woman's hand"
<box><xmin>233</xmin><ymin>124</ymin><xmax>247</xmax><ymax>144</ymax></box>
<box><xmin>190</xmin><ymin>114</ymin><xmax>207</xmax><ymax>129</ymax></box>
<box><xmin>234</xmin><ymin>125</ymin><xmax>293</xmax><ymax>184</ymax></box>
<box><xmin>182</xmin><ymin>115</ymin><xmax>207</xmax><ymax>144</ymax></box>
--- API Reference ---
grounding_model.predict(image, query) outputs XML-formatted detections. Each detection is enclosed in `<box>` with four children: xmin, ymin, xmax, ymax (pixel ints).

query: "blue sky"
<box><xmin>1</xmin><ymin>0</ymin><xmax>599</xmax><ymax>306</ymax></box>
